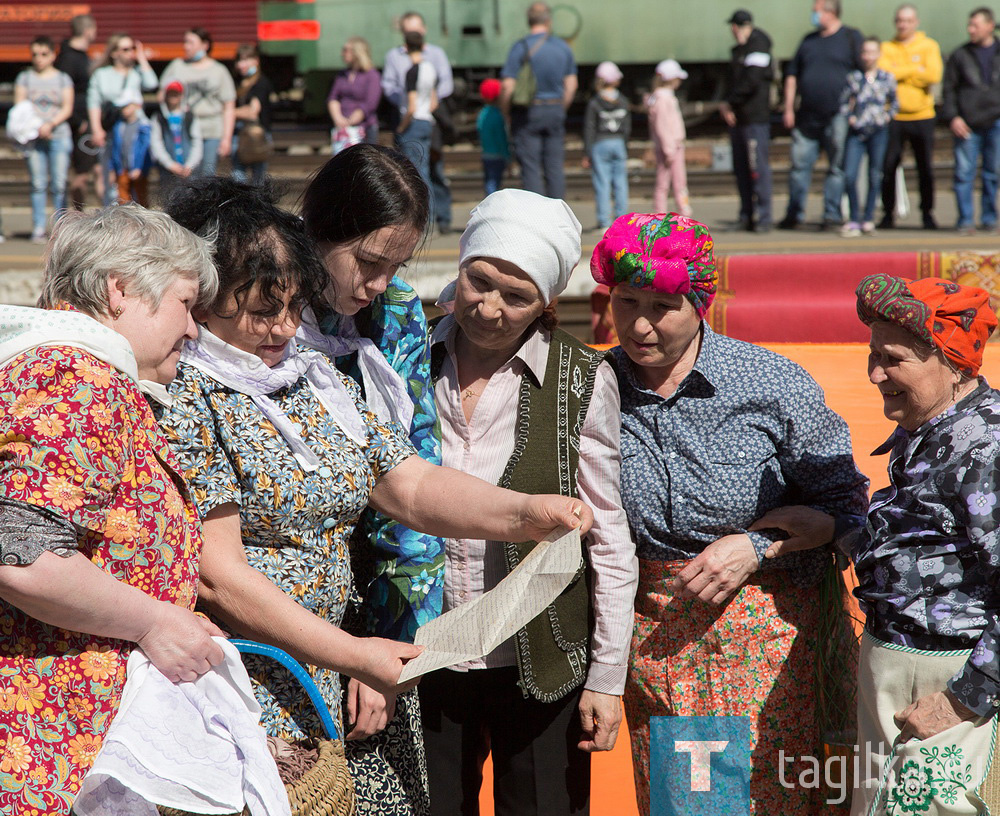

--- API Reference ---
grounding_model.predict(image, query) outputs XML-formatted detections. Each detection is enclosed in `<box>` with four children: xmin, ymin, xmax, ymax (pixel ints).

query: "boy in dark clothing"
<box><xmin>583</xmin><ymin>61</ymin><xmax>631</xmax><ymax>230</ymax></box>
<box><xmin>720</xmin><ymin>9</ymin><xmax>774</xmax><ymax>231</ymax></box>
<box><xmin>55</xmin><ymin>13</ymin><xmax>99</xmax><ymax>209</ymax></box>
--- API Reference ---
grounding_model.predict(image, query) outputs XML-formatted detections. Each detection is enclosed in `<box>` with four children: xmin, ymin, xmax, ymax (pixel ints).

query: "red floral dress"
<box><xmin>0</xmin><ymin>345</ymin><xmax>203</xmax><ymax>816</ymax></box>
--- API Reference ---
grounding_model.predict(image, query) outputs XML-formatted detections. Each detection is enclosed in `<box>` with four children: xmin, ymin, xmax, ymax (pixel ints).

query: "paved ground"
<box><xmin>0</xmin><ymin>189</ymin><xmax>996</xmax><ymax>306</ymax></box>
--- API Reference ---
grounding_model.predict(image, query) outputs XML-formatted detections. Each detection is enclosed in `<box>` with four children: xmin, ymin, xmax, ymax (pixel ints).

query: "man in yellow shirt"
<box><xmin>877</xmin><ymin>3</ymin><xmax>942</xmax><ymax>229</ymax></box>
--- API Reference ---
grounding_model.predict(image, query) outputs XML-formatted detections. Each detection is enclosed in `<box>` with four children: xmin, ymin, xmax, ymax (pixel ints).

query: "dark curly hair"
<box><xmin>165</xmin><ymin>177</ymin><xmax>328</xmax><ymax>320</ymax></box>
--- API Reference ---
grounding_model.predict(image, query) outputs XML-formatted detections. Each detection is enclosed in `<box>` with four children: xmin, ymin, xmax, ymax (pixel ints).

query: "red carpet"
<box><xmin>592</xmin><ymin>251</ymin><xmax>1000</xmax><ymax>345</ymax></box>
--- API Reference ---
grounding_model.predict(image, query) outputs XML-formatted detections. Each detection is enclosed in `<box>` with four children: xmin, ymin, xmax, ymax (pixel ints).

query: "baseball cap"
<box><xmin>727</xmin><ymin>9</ymin><xmax>753</xmax><ymax>25</ymax></box>
<box><xmin>164</xmin><ymin>80</ymin><xmax>184</xmax><ymax>95</ymax></box>
<box><xmin>655</xmin><ymin>59</ymin><xmax>688</xmax><ymax>81</ymax></box>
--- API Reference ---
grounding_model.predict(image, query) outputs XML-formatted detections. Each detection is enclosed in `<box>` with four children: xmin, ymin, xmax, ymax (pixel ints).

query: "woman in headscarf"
<box><xmin>591</xmin><ymin>212</ymin><xmax>870</xmax><ymax>815</ymax></box>
<box><xmin>0</xmin><ymin>205</ymin><xmax>223</xmax><ymax>814</ymax></box>
<box><xmin>420</xmin><ymin>188</ymin><xmax>638</xmax><ymax>815</ymax></box>
<box><xmin>769</xmin><ymin>274</ymin><xmax>1000</xmax><ymax>816</ymax></box>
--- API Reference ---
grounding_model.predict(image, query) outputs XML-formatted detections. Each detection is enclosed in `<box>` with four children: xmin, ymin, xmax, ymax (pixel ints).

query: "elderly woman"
<box><xmin>0</xmin><ymin>205</ymin><xmax>224</xmax><ymax>814</ymax></box>
<box><xmin>590</xmin><ymin>212</ymin><xmax>870</xmax><ymax>815</ymax></box>
<box><xmin>772</xmin><ymin>274</ymin><xmax>1000</xmax><ymax>816</ymax></box>
<box><xmin>419</xmin><ymin>189</ymin><xmax>638</xmax><ymax>815</ymax></box>
<box><xmin>156</xmin><ymin>179</ymin><xmax>591</xmax><ymax>812</ymax></box>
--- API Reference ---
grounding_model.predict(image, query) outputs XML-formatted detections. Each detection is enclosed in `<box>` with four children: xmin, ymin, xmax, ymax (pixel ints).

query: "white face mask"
<box><xmin>599</xmin><ymin>88</ymin><xmax>618</xmax><ymax>101</ymax></box>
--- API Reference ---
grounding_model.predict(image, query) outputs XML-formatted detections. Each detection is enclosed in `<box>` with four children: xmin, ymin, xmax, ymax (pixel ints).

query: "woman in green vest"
<box><xmin>421</xmin><ymin>188</ymin><xmax>638</xmax><ymax>816</ymax></box>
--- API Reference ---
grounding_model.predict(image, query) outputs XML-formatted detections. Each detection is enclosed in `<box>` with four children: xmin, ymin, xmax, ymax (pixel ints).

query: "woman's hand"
<box><xmin>673</xmin><ymin>534</ymin><xmax>758</xmax><ymax>605</ymax></box>
<box><xmin>354</xmin><ymin>637</ymin><xmax>423</xmax><ymax>696</ymax></box>
<box><xmin>345</xmin><ymin>677</ymin><xmax>397</xmax><ymax>740</ymax></box>
<box><xmin>750</xmin><ymin>505</ymin><xmax>834</xmax><ymax>559</ymax></box>
<box><xmin>38</xmin><ymin>122</ymin><xmax>53</xmax><ymax>140</ymax></box>
<box><xmin>517</xmin><ymin>495</ymin><xmax>594</xmax><ymax>541</ymax></box>
<box><xmin>135</xmin><ymin>602</ymin><xmax>227</xmax><ymax>682</ymax></box>
<box><xmin>895</xmin><ymin>691</ymin><xmax>978</xmax><ymax>741</ymax></box>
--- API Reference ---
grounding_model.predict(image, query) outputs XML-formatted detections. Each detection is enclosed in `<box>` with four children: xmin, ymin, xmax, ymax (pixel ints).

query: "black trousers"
<box><xmin>419</xmin><ymin>667</ymin><xmax>591</xmax><ymax>816</ymax></box>
<box><xmin>881</xmin><ymin>117</ymin><xmax>936</xmax><ymax>218</ymax></box>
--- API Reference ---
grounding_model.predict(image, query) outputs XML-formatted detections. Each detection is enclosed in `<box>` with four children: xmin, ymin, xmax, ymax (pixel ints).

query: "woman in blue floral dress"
<box><xmin>159</xmin><ymin>177</ymin><xmax>588</xmax><ymax>815</ymax></box>
<box><xmin>300</xmin><ymin>144</ymin><xmax>443</xmax><ymax>814</ymax></box>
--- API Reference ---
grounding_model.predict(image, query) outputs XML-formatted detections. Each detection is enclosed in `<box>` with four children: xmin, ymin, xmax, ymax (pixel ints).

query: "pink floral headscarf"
<box><xmin>590</xmin><ymin>212</ymin><xmax>717</xmax><ymax>317</ymax></box>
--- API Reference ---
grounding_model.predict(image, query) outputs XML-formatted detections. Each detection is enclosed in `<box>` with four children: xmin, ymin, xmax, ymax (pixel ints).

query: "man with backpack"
<box><xmin>500</xmin><ymin>2</ymin><xmax>578</xmax><ymax>198</ymax></box>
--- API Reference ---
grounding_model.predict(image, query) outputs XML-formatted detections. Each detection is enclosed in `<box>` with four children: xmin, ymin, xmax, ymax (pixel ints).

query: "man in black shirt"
<box><xmin>778</xmin><ymin>0</ymin><xmax>862</xmax><ymax>230</ymax></box>
<box><xmin>720</xmin><ymin>9</ymin><xmax>774</xmax><ymax>232</ymax></box>
<box><xmin>55</xmin><ymin>14</ymin><xmax>98</xmax><ymax>210</ymax></box>
<box><xmin>942</xmin><ymin>6</ymin><xmax>1000</xmax><ymax>234</ymax></box>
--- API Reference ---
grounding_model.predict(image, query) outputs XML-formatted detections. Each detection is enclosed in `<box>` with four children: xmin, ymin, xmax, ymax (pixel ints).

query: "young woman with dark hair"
<box><xmin>299</xmin><ymin>143</ymin><xmax>440</xmax><ymax>815</ymax></box>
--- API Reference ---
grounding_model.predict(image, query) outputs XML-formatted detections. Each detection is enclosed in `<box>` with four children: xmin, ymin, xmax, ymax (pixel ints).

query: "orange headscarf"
<box><xmin>856</xmin><ymin>274</ymin><xmax>998</xmax><ymax>377</ymax></box>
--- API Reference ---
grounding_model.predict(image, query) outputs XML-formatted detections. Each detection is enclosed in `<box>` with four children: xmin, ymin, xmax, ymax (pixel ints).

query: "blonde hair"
<box><xmin>99</xmin><ymin>32</ymin><xmax>132</xmax><ymax>68</ymax></box>
<box><xmin>345</xmin><ymin>37</ymin><xmax>373</xmax><ymax>71</ymax></box>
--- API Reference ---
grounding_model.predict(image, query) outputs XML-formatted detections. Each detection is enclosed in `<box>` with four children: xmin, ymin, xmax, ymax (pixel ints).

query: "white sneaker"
<box><xmin>840</xmin><ymin>222</ymin><xmax>861</xmax><ymax>238</ymax></box>
<box><xmin>861</xmin><ymin>221</ymin><xmax>876</xmax><ymax>235</ymax></box>
<box><xmin>30</xmin><ymin>230</ymin><xmax>46</xmax><ymax>244</ymax></box>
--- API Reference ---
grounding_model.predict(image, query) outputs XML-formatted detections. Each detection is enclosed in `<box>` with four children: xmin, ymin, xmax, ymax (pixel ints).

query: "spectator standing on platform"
<box><xmin>942</xmin><ymin>6</ymin><xmax>1000</xmax><ymax>235</ymax></box>
<box><xmin>160</xmin><ymin>28</ymin><xmax>236</xmax><ymax>177</ymax></box>
<box><xmin>150</xmin><ymin>81</ymin><xmax>203</xmax><ymax>202</ymax></box>
<box><xmin>779</xmin><ymin>0</ymin><xmax>863</xmax><ymax>230</ymax></box>
<box><xmin>231</xmin><ymin>43</ymin><xmax>273</xmax><ymax>185</ymax></box>
<box><xmin>15</xmin><ymin>36</ymin><xmax>73</xmax><ymax>244</ymax></box>
<box><xmin>382</xmin><ymin>13</ymin><xmax>454</xmax><ymax>234</ymax></box>
<box><xmin>87</xmin><ymin>33</ymin><xmax>158</xmax><ymax>206</ymax></box>
<box><xmin>108</xmin><ymin>89</ymin><xmax>151</xmax><ymax>206</ymax></box>
<box><xmin>583</xmin><ymin>61</ymin><xmax>631</xmax><ymax>231</ymax></box>
<box><xmin>328</xmin><ymin>37</ymin><xmax>381</xmax><ymax>153</ymax></box>
<box><xmin>393</xmin><ymin>30</ymin><xmax>438</xmax><ymax>200</ymax></box>
<box><xmin>720</xmin><ymin>9</ymin><xmax>774</xmax><ymax>233</ymax></box>
<box><xmin>55</xmin><ymin>13</ymin><xmax>99</xmax><ymax>210</ymax></box>
<box><xmin>647</xmin><ymin>60</ymin><xmax>692</xmax><ymax>217</ymax></box>
<box><xmin>878</xmin><ymin>4</ymin><xmax>943</xmax><ymax>230</ymax></box>
<box><xmin>500</xmin><ymin>2</ymin><xmax>578</xmax><ymax>199</ymax></box>
<box><xmin>840</xmin><ymin>37</ymin><xmax>898</xmax><ymax>237</ymax></box>
<box><xmin>477</xmin><ymin>78</ymin><xmax>509</xmax><ymax>195</ymax></box>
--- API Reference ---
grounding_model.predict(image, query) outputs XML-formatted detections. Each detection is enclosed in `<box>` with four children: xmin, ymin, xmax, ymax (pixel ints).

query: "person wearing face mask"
<box><xmin>419</xmin><ymin>189</ymin><xmax>637</xmax><ymax>816</ymax></box>
<box><xmin>231</xmin><ymin>42</ymin><xmax>273</xmax><ymax>185</ymax></box>
<box><xmin>159</xmin><ymin>176</ymin><xmax>593</xmax><ymax>816</ymax></box>
<box><xmin>87</xmin><ymin>32</ymin><xmax>158</xmax><ymax>206</ymax></box>
<box><xmin>160</xmin><ymin>28</ymin><xmax>236</xmax><ymax>177</ymax></box>
<box><xmin>779</xmin><ymin>0</ymin><xmax>863</xmax><ymax>230</ymax></box>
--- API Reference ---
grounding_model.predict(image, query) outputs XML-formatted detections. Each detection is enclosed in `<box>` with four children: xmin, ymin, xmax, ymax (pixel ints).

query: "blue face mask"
<box><xmin>811</xmin><ymin>10</ymin><xmax>821</xmax><ymax>26</ymax></box>
<box><xmin>244</xmin><ymin>65</ymin><xmax>257</xmax><ymax>77</ymax></box>
<box><xmin>187</xmin><ymin>49</ymin><xmax>206</xmax><ymax>62</ymax></box>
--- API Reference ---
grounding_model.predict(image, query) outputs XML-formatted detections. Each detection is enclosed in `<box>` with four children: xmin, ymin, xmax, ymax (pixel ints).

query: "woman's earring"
<box><xmin>113</xmin><ymin>306</ymin><xmax>123</xmax><ymax>320</ymax></box>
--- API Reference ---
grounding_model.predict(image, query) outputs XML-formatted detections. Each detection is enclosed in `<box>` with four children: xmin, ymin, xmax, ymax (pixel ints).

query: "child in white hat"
<box><xmin>583</xmin><ymin>61</ymin><xmax>631</xmax><ymax>231</ymax></box>
<box><xmin>647</xmin><ymin>59</ymin><xmax>692</xmax><ymax>216</ymax></box>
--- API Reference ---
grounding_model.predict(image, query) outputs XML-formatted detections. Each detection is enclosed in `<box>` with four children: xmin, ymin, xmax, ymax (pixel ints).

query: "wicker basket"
<box><xmin>159</xmin><ymin>639</ymin><xmax>354</xmax><ymax>816</ymax></box>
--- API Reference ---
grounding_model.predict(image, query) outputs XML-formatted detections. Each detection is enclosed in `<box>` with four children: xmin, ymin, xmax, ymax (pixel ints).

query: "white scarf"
<box><xmin>295</xmin><ymin>308</ymin><xmax>414</xmax><ymax>433</ymax></box>
<box><xmin>0</xmin><ymin>304</ymin><xmax>171</xmax><ymax>404</ymax></box>
<box><xmin>180</xmin><ymin>326</ymin><xmax>370</xmax><ymax>472</ymax></box>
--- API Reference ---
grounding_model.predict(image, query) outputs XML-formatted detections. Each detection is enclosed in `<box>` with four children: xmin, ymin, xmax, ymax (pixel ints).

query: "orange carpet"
<box><xmin>473</xmin><ymin>343</ymin><xmax>1000</xmax><ymax>815</ymax></box>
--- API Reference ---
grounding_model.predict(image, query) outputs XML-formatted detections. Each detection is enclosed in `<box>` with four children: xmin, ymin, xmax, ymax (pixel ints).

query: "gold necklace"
<box><xmin>462</xmin><ymin>387</ymin><xmax>478</xmax><ymax>400</ymax></box>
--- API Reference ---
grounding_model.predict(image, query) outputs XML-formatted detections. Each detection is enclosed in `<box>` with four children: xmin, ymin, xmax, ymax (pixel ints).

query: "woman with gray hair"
<box><xmin>0</xmin><ymin>204</ymin><xmax>224</xmax><ymax>815</ymax></box>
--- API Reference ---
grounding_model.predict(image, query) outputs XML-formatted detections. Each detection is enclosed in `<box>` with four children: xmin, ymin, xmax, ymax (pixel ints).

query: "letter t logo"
<box><xmin>674</xmin><ymin>740</ymin><xmax>729</xmax><ymax>791</ymax></box>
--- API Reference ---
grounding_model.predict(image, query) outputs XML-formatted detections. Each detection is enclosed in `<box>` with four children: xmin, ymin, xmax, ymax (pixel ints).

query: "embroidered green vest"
<box><xmin>432</xmin><ymin>324</ymin><xmax>608</xmax><ymax>702</ymax></box>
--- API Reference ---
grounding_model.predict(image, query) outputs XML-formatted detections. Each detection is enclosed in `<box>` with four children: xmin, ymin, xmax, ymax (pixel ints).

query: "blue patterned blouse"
<box><xmin>855</xmin><ymin>380</ymin><xmax>1000</xmax><ymax>718</ymax></box>
<box><xmin>614</xmin><ymin>324</ymin><xmax>869</xmax><ymax>586</ymax></box>
<box><xmin>839</xmin><ymin>68</ymin><xmax>898</xmax><ymax>134</ymax></box>
<box><xmin>320</xmin><ymin>276</ymin><xmax>445</xmax><ymax>642</ymax></box>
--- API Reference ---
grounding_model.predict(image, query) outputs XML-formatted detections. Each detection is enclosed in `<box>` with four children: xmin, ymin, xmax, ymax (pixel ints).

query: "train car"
<box><xmin>257</xmin><ymin>0</ymin><xmax>976</xmax><ymax>115</ymax></box>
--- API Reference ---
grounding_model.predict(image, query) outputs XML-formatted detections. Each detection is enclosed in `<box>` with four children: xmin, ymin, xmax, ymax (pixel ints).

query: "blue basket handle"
<box><xmin>230</xmin><ymin>638</ymin><xmax>341</xmax><ymax>741</ymax></box>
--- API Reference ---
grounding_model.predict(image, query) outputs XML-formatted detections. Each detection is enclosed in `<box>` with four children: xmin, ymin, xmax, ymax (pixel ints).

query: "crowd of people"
<box><xmin>1</xmin><ymin>4</ymin><xmax>1000</xmax><ymax>816</ymax></box>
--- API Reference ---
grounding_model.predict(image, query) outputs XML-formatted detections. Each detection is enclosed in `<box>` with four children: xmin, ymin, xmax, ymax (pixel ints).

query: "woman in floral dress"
<box><xmin>299</xmin><ymin>144</ymin><xmax>445</xmax><ymax>814</ymax></box>
<box><xmin>0</xmin><ymin>205</ymin><xmax>222</xmax><ymax>815</ymax></box>
<box><xmin>158</xmin><ymin>178</ymin><xmax>591</xmax><ymax>814</ymax></box>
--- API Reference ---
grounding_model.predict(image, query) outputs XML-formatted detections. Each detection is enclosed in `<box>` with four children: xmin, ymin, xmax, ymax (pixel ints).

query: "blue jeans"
<box><xmin>396</xmin><ymin>119</ymin><xmax>434</xmax><ymax>221</ymax></box>
<box><xmin>785</xmin><ymin>115</ymin><xmax>848</xmax><ymax>224</ymax></box>
<box><xmin>843</xmin><ymin>126</ymin><xmax>889</xmax><ymax>224</ymax></box>
<box><xmin>953</xmin><ymin>119</ymin><xmax>1000</xmax><ymax>228</ymax></box>
<box><xmin>198</xmin><ymin>137</ymin><xmax>221</xmax><ymax>177</ymax></box>
<box><xmin>482</xmin><ymin>157</ymin><xmax>507</xmax><ymax>195</ymax></box>
<box><xmin>590</xmin><ymin>138</ymin><xmax>629</xmax><ymax>228</ymax></box>
<box><xmin>25</xmin><ymin>134</ymin><xmax>71</xmax><ymax>234</ymax></box>
<box><xmin>230</xmin><ymin>134</ymin><xmax>269</xmax><ymax>185</ymax></box>
<box><xmin>430</xmin><ymin>152</ymin><xmax>451</xmax><ymax>229</ymax></box>
<box><xmin>511</xmin><ymin>104</ymin><xmax>567</xmax><ymax>199</ymax></box>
